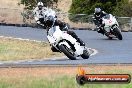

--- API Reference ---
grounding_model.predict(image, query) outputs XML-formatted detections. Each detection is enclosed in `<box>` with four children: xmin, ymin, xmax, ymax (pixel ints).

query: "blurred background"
<box><xmin>0</xmin><ymin>0</ymin><xmax>131</xmax><ymax>31</ymax></box>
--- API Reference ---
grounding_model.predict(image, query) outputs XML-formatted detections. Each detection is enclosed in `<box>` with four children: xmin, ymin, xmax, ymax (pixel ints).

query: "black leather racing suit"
<box><xmin>93</xmin><ymin>11</ymin><xmax>107</xmax><ymax>34</ymax></box>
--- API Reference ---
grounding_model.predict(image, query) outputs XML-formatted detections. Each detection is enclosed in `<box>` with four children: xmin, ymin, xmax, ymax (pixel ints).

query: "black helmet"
<box><xmin>46</xmin><ymin>16</ymin><xmax>55</xmax><ymax>28</ymax></box>
<box><xmin>95</xmin><ymin>8</ymin><xmax>102</xmax><ymax>17</ymax></box>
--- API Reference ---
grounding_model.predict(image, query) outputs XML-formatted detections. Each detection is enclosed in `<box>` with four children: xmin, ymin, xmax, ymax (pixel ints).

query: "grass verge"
<box><xmin>0</xmin><ymin>37</ymin><xmax>62</xmax><ymax>61</ymax></box>
<box><xmin>0</xmin><ymin>65</ymin><xmax>131</xmax><ymax>88</ymax></box>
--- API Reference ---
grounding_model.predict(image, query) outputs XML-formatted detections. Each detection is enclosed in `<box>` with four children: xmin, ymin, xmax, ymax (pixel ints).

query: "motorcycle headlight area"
<box><xmin>103</xmin><ymin>14</ymin><xmax>110</xmax><ymax>19</ymax></box>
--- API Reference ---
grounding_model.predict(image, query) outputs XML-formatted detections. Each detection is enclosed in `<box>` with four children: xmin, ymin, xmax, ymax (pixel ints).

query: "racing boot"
<box><xmin>76</xmin><ymin>38</ymin><xmax>85</xmax><ymax>46</ymax></box>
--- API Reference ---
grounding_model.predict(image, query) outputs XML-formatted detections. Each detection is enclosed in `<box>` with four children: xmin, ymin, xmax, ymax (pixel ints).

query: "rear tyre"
<box><xmin>113</xmin><ymin>28</ymin><xmax>123</xmax><ymax>40</ymax></box>
<box><xmin>59</xmin><ymin>44</ymin><xmax>76</xmax><ymax>60</ymax></box>
<box><xmin>81</xmin><ymin>50</ymin><xmax>90</xmax><ymax>59</ymax></box>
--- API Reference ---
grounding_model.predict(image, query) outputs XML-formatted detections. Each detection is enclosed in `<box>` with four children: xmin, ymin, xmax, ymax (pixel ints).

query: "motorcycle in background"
<box><xmin>101</xmin><ymin>14</ymin><xmax>123</xmax><ymax>40</ymax></box>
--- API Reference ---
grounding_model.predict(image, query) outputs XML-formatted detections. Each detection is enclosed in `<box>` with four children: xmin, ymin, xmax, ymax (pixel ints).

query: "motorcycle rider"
<box><xmin>33</xmin><ymin>2</ymin><xmax>85</xmax><ymax>51</ymax></box>
<box><xmin>33</xmin><ymin>2</ymin><xmax>64</xmax><ymax>29</ymax></box>
<box><xmin>33</xmin><ymin>2</ymin><xmax>47</xmax><ymax>26</ymax></box>
<box><xmin>93</xmin><ymin>8</ymin><xmax>107</xmax><ymax>34</ymax></box>
<box><xmin>45</xmin><ymin>15</ymin><xmax>85</xmax><ymax>45</ymax></box>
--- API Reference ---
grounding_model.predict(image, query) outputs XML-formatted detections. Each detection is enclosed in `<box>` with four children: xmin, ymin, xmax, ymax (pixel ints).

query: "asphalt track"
<box><xmin>0</xmin><ymin>26</ymin><xmax>132</xmax><ymax>66</ymax></box>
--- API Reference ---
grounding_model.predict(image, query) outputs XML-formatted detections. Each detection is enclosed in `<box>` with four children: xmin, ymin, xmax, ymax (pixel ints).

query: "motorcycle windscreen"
<box><xmin>103</xmin><ymin>14</ymin><xmax>110</xmax><ymax>19</ymax></box>
<box><xmin>48</xmin><ymin>27</ymin><xmax>56</xmax><ymax>36</ymax></box>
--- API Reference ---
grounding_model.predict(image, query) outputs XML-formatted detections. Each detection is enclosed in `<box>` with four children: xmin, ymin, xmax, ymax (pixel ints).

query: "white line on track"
<box><xmin>88</xmin><ymin>48</ymin><xmax>98</xmax><ymax>56</ymax></box>
<box><xmin>0</xmin><ymin>36</ymin><xmax>42</xmax><ymax>42</ymax></box>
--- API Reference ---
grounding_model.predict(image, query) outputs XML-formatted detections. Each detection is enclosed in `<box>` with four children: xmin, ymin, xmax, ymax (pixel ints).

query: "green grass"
<box><xmin>0</xmin><ymin>66</ymin><xmax>131</xmax><ymax>88</ymax></box>
<box><xmin>0</xmin><ymin>75</ymin><xmax>131</xmax><ymax>88</ymax></box>
<box><xmin>0</xmin><ymin>38</ymin><xmax>62</xmax><ymax>61</ymax></box>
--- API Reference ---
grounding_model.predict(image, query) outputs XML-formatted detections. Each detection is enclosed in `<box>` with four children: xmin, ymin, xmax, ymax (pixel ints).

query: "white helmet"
<box><xmin>37</xmin><ymin>2</ymin><xmax>44</xmax><ymax>6</ymax></box>
<box><xmin>37</xmin><ymin>2</ymin><xmax>44</xmax><ymax>10</ymax></box>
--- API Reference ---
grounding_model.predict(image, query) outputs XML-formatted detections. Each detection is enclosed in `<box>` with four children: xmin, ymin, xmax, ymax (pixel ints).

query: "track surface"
<box><xmin>0</xmin><ymin>26</ymin><xmax>132</xmax><ymax>65</ymax></box>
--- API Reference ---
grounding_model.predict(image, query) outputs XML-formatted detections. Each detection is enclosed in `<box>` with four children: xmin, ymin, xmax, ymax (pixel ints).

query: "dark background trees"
<box><xmin>20</xmin><ymin>0</ymin><xmax>132</xmax><ymax>17</ymax></box>
<box><xmin>69</xmin><ymin>0</ymin><xmax>132</xmax><ymax>17</ymax></box>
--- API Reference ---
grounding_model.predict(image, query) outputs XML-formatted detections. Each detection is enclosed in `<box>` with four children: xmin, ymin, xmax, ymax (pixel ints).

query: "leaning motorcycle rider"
<box><xmin>93</xmin><ymin>8</ymin><xmax>107</xmax><ymax>34</ymax></box>
<box><xmin>33</xmin><ymin>2</ymin><xmax>69</xmax><ymax>31</ymax></box>
<box><xmin>33</xmin><ymin>2</ymin><xmax>85</xmax><ymax>52</ymax></box>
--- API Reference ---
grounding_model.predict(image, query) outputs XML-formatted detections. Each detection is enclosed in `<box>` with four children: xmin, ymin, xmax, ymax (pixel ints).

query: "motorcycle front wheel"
<box><xmin>113</xmin><ymin>28</ymin><xmax>123</xmax><ymax>40</ymax></box>
<box><xmin>59</xmin><ymin>44</ymin><xmax>76</xmax><ymax>60</ymax></box>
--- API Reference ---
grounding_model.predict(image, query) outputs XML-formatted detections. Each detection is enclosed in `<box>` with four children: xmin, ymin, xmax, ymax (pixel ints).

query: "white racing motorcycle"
<box><xmin>46</xmin><ymin>17</ymin><xmax>90</xmax><ymax>60</ymax></box>
<box><xmin>101</xmin><ymin>14</ymin><xmax>123</xmax><ymax>40</ymax></box>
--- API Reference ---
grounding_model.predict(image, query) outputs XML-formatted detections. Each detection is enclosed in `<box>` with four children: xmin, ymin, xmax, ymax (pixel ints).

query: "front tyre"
<box><xmin>113</xmin><ymin>28</ymin><xmax>123</xmax><ymax>40</ymax></box>
<box><xmin>59</xmin><ymin>44</ymin><xmax>76</xmax><ymax>60</ymax></box>
<box><xmin>81</xmin><ymin>49</ymin><xmax>90</xmax><ymax>59</ymax></box>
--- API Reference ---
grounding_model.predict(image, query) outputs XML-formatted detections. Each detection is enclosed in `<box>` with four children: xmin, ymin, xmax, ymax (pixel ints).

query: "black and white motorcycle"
<box><xmin>100</xmin><ymin>14</ymin><xmax>123</xmax><ymax>40</ymax></box>
<box><xmin>45</xmin><ymin>11</ymin><xmax>90</xmax><ymax>60</ymax></box>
